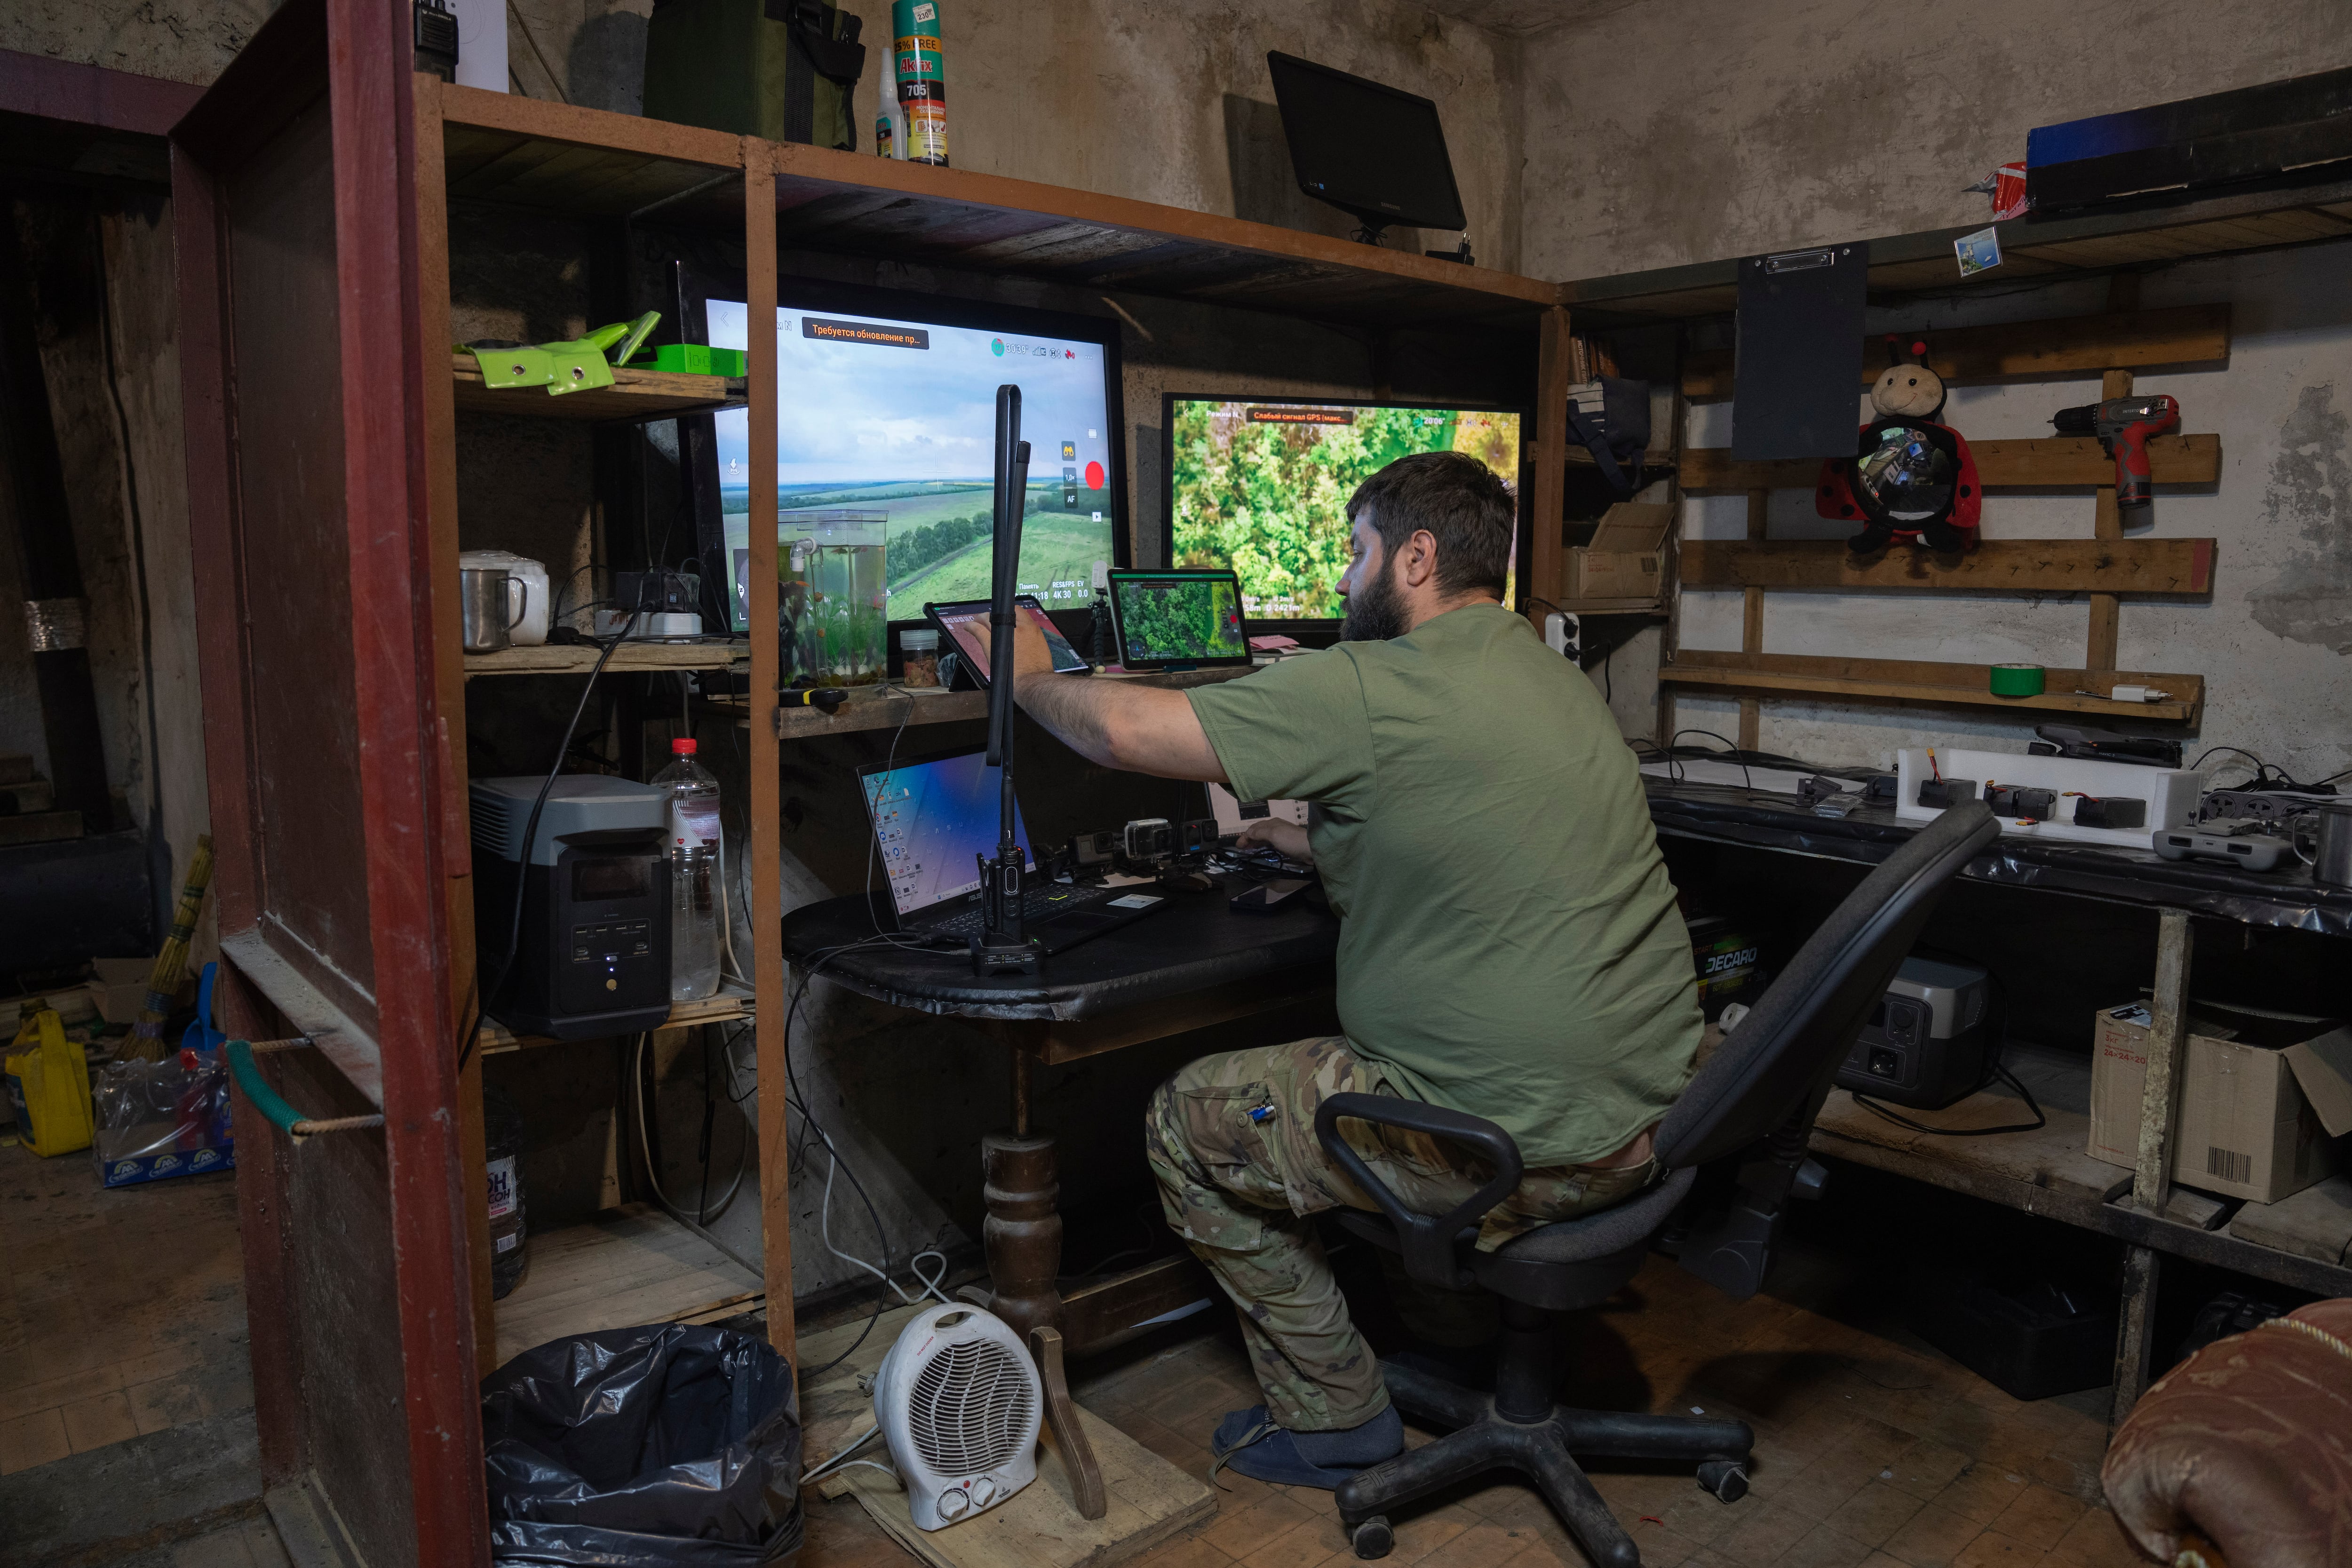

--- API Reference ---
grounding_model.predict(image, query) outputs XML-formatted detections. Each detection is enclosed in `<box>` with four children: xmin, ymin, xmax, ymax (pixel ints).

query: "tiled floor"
<box><xmin>800</xmin><ymin>1239</ymin><xmax>2145</xmax><ymax>1568</ymax></box>
<box><xmin>100</xmin><ymin>1515</ymin><xmax>292</xmax><ymax>1568</ymax></box>
<box><xmin>0</xmin><ymin>1144</ymin><xmax>252</xmax><ymax>1478</ymax></box>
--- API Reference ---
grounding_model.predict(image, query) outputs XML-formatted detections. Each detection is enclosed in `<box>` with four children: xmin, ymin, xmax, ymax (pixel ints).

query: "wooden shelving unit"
<box><xmin>461</xmin><ymin>640</ymin><xmax>748</xmax><ymax>677</ymax></box>
<box><xmin>452</xmin><ymin>351</ymin><xmax>745</xmax><ymax>421</ymax></box>
<box><xmin>412</xmin><ymin>80</ymin><xmax>1571</xmax><ymax>1397</ymax></box>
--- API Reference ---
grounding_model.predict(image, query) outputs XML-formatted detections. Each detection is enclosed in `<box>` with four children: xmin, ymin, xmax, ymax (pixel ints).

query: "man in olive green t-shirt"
<box><xmin>984</xmin><ymin>450</ymin><xmax>1700</xmax><ymax>1488</ymax></box>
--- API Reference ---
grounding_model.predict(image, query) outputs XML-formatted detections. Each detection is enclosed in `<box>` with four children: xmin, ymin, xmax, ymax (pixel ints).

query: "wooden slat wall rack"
<box><xmin>1665</xmin><ymin>299</ymin><xmax>2228</xmax><ymax>739</ymax></box>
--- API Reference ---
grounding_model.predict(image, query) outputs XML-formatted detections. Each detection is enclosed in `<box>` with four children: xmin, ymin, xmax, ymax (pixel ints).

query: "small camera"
<box><xmin>1122</xmin><ymin>818</ymin><xmax>1174</xmax><ymax>863</ymax></box>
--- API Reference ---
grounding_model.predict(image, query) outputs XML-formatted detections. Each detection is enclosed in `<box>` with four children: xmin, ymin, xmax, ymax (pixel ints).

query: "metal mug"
<box><xmin>461</xmin><ymin>567</ymin><xmax>528</xmax><ymax>653</ymax></box>
<box><xmin>2290</xmin><ymin>801</ymin><xmax>2352</xmax><ymax>888</ymax></box>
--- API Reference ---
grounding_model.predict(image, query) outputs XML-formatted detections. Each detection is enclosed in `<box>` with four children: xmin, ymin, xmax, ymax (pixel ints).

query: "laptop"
<box><xmin>857</xmin><ymin>745</ymin><xmax>1172</xmax><ymax>955</ymax></box>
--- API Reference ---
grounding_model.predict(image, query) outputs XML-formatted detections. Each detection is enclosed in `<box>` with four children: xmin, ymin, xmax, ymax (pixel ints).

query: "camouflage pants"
<box><xmin>1143</xmin><ymin>1035</ymin><xmax>1658</xmax><ymax>1431</ymax></box>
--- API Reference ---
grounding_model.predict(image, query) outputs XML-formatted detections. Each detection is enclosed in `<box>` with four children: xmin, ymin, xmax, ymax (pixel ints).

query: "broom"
<box><xmin>129</xmin><ymin>833</ymin><xmax>215</xmax><ymax>1062</ymax></box>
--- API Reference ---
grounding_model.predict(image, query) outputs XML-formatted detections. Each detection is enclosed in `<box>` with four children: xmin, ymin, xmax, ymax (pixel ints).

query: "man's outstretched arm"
<box><xmin>977</xmin><ymin>617</ymin><xmax>1227</xmax><ymax>782</ymax></box>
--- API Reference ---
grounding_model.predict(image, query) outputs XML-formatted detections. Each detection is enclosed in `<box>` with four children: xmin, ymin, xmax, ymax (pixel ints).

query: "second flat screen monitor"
<box><xmin>708</xmin><ymin>296</ymin><xmax>1124</xmax><ymax>630</ymax></box>
<box><xmin>1163</xmin><ymin>397</ymin><xmax>1523</xmax><ymax>625</ymax></box>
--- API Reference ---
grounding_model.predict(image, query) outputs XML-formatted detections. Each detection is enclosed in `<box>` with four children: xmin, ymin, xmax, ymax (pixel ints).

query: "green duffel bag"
<box><xmin>643</xmin><ymin>0</ymin><xmax>867</xmax><ymax>151</ymax></box>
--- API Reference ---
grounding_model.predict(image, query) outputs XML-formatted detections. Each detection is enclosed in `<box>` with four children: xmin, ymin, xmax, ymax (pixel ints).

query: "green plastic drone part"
<box><xmin>475</xmin><ymin>345</ymin><xmax>556</xmax><ymax>389</ymax></box>
<box><xmin>464</xmin><ymin>310</ymin><xmax>662</xmax><ymax>398</ymax></box>
<box><xmin>539</xmin><ymin>342</ymin><xmax>616</xmax><ymax>397</ymax></box>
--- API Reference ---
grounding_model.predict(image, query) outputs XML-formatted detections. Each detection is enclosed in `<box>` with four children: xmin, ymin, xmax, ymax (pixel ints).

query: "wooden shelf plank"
<box><xmin>1682</xmin><ymin>538</ymin><xmax>2216</xmax><ymax>595</ymax></box>
<box><xmin>463</xmin><ymin>640</ymin><xmax>747</xmax><ymax>677</ymax></box>
<box><xmin>479</xmin><ymin>984</ymin><xmax>753</xmax><ymax>1055</ymax></box>
<box><xmin>757</xmin><ymin>666</ymin><xmax>1262</xmax><ymax>740</ymax></box>
<box><xmin>439</xmin><ymin>83</ymin><xmax>743</xmax><ymax>220</ymax></box>
<box><xmin>1558</xmin><ymin>173</ymin><xmax>2352</xmax><ymax>325</ymax></box>
<box><xmin>452</xmin><ymin>352</ymin><xmax>744</xmax><ymax>421</ymax></box>
<box><xmin>1538</xmin><ymin>597</ymin><xmax>1667</xmax><ymax>614</ymax></box>
<box><xmin>1681</xmin><ymin>433</ymin><xmax>2219</xmax><ymax>493</ymax></box>
<box><xmin>491</xmin><ymin>1204</ymin><xmax>762</xmax><ymax>1366</ymax></box>
<box><xmin>764</xmin><ymin>141</ymin><xmax>1554</xmax><ymax>333</ymax></box>
<box><xmin>1660</xmin><ymin>649</ymin><xmax>2204</xmax><ymax>722</ymax></box>
<box><xmin>1680</xmin><ymin>304</ymin><xmax>2231</xmax><ymax>400</ymax></box>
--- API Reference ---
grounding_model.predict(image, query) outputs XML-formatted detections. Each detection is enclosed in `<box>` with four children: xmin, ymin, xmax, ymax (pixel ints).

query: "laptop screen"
<box><xmin>859</xmin><ymin>748</ymin><xmax>1033</xmax><ymax>916</ymax></box>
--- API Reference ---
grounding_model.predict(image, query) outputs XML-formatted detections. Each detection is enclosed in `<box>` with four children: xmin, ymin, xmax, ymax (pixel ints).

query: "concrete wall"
<box><xmin>1520</xmin><ymin>0</ymin><xmax>2352</xmax><ymax>281</ymax></box>
<box><xmin>0</xmin><ymin>1</ymin><xmax>277</xmax><ymax>84</ymax></box>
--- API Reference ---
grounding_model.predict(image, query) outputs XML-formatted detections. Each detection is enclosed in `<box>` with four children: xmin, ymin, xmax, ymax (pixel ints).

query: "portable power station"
<box><xmin>470</xmin><ymin>776</ymin><xmax>672</xmax><ymax>1041</ymax></box>
<box><xmin>1834</xmin><ymin>955</ymin><xmax>1998</xmax><ymax>1109</ymax></box>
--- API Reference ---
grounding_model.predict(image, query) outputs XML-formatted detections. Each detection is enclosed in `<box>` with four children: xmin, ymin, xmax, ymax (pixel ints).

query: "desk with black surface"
<box><xmin>1644</xmin><ymin>776</ymin><xmax>2352</xmax><ymax>1421</ymax></box>
<box><xmin>781</xmin><ymin>874</ymin><xmax>1341</xmax><ymax>1356</ymax></box>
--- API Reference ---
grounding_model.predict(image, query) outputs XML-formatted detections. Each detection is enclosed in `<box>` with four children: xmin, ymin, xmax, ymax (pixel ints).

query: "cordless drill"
<box><xmin>2050</xmin><ymin>394</ymin><xmax>2180</xmax><ymax>507</ymax></box>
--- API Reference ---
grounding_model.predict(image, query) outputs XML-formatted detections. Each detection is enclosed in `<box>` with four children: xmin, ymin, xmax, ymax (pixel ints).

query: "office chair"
<box><xmin>1313</xmin><ymin>801</ymin><xmax>2000</xmax><ymax>1566</ymax></box>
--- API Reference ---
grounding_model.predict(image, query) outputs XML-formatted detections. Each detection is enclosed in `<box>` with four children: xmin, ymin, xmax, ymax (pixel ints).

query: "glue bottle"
<box><xmin>891</xmin><ymin>0</ymin><xmax>947</xmax><ymax>166</ymax></box>
<box><xmin>653</xmin><ymin>738</ymin><xmax>723</xmax><ymax>1001</ymax></box>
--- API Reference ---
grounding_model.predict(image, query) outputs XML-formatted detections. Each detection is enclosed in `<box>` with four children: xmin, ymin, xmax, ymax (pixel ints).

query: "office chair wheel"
<box><xmin>1348</xmin><ymin>1516</ymin><xmax>1394</xmax><ymax>1559</ymax></box>
<box><xmin>1697</xmin><ymin>1455</ymin><xmax>1749</xmax><ymax>1503</ymax></box>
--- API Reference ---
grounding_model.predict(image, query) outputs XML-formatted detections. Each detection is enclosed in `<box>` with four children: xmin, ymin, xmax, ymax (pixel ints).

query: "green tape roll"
<box><xmin>1989</xmin><ymin>663</ymin><xmax>2045</xmax><ymax>698</ymax></box>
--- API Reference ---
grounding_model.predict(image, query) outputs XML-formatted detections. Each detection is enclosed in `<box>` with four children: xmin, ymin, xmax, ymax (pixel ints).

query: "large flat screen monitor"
<box><xmin>706</xmin><ymin>286</ymin><xmax>1127</xmax><ymax>631</ymax></box>
<box><xmin>1162</xmin><ymin>396</ymin><xmax>1524</xmax><ymax>628</ymax></box>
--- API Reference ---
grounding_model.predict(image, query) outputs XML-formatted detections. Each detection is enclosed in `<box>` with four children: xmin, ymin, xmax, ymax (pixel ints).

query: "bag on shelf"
<box><xmin>644</xmin><ymin>0</ymin><xmax>867</xmax><ymax>151</ymax></box>
<box><xmin>1565</xmin><ymin>375</ymin><xmax>1653</xmax><ymax>495</ymax></box>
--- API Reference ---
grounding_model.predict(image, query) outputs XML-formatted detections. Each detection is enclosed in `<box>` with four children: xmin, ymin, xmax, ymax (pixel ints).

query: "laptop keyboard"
<box><xmin>918</xmin><ymin>881</ymin><xmax>1120</xmax><ymax>938</ymax></box>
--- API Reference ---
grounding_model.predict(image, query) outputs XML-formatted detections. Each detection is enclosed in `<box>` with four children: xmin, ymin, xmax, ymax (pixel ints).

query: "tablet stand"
<box><xmin>972</xmin><ymin>383</ymin><xmax>1043</xmax><ymax>976</ymax></box>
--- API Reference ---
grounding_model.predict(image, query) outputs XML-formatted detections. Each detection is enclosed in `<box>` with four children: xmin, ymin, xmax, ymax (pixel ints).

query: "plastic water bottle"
<box><xmin>653</xmin><ymin>738</ymin><xmax>723</xmax><ymax>1001</ymax></box>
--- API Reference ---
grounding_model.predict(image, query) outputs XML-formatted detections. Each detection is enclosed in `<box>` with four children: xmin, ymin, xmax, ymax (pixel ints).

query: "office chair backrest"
<box><xmin>1654</xmin><ymin>801</ymin><xmax>1997</xmax><ymax>1172</ymax></box>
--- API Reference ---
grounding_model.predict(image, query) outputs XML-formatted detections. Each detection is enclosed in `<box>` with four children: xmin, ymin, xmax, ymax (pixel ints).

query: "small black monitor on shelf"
<box><xmin>1266</xmin><ymin>51</ymin><xmax>1467</xmax><ymax>245</ymax></box>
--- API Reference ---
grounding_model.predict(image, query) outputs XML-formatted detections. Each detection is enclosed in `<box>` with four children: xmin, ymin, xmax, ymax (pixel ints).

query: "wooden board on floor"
<box><xmin>798</xmin><ymin>1304</ymin><xmax>1216</xmax><ymax>1568</ymax></box>
<box><xmin>2225</xmin><ymin>1173</ymin><xmax>2352</xmax><ymax>1266</ymax></box>
<box><xmin>493</xmin><ymin>1203</ymin><xmax>763</xmax><ymax>1364</ymax></box>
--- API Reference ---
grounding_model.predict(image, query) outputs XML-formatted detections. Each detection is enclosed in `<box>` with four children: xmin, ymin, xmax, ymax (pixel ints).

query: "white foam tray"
<box><xmin>1894</xmin><ymin>747</ymin><xmax>2203</xmax><ymax>847</ymax></box>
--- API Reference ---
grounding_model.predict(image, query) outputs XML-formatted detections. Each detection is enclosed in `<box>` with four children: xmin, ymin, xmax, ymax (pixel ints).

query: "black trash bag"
<box><xmin>482</xmin><ymin>1323</ymin><xmax>804</xmax><ymax>1566</ymax></box>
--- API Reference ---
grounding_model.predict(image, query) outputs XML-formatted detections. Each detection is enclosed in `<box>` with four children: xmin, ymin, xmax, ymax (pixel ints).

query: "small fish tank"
<box><xmin>780</xmin><ymin>510</ymin><xmax>890</xmax><ymax>685</ymax></box>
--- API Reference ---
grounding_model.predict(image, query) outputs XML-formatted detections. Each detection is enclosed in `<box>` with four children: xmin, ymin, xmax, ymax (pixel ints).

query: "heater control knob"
<box><xmin>969</xmin><ymin>1477</ymin><xmax>998</xmax><ymax>1507</ymax></box>
<box><xmin>937</xmin><ymin>1488</ymin><xmax>969</xmax><ymax>1521</ymax></box>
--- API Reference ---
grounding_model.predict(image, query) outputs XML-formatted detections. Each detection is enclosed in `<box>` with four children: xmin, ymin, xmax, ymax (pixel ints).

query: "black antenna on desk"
<box><xmin>972</xmin><ymin>384</ymin><xmax>1043</xmax><ymax>975</ymax></box>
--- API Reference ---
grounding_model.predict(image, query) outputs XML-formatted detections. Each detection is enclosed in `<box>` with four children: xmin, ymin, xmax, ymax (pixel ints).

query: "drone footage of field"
<box><xmin>725</xmin><ymin>480</ymin><xmax>1115</xmax><ymax>611</ymax></box>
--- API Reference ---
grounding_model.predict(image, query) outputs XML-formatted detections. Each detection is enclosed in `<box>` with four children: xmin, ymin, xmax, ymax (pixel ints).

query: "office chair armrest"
<box><xmin>1313</xmin><ymin>1092</ymin><xmax>1525</xmax><ymax>1290</ymax></box>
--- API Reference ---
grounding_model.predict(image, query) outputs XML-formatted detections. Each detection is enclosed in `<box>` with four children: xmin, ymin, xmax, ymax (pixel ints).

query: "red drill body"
<box><xmin>2051</xmin><ymin>395</ymin><xmax>2180</xmax><ymax>507</ymax></box>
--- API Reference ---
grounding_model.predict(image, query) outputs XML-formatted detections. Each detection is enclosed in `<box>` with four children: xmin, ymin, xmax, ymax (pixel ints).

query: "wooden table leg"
<box><xmin>1032</xmin><ymin>1326</ymin><xmax>1106</xmax><ymax>1520</ymax></box>
<box><xmin>979</xmin><ymin>1129</ymin><xmax>1064</xmax><ymax>1343</ymax></box>
<box><xmin>2113</xmin><ymin>908</ymin><xmax>2194</xmax><ymax>1431</ymax></box>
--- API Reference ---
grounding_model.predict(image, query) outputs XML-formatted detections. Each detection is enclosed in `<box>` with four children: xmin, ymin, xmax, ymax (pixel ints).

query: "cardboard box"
<box><xmin>2089</xmin><ymin>1001</ymin><xmax>2352</xmax><ymax>1203</ymax></box>
<box><xmin>90</xmin><ymin>958</ymin><xmax>161</xmax><ymax>1026</ymax></box>
<box><xmin>1561</xmin><ymin>502</ymin><xmax>1671</xmax><ymax>606</ymax></box>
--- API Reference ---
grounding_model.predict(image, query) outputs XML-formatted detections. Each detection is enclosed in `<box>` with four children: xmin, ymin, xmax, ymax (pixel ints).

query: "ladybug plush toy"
<box><xmin>1816</xmin><ymin>338</ymin><xmax>1981</xmax><ymax>554</ymax></box>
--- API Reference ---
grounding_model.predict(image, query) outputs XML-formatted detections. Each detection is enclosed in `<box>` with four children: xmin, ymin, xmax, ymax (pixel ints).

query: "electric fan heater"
<box><xmin>873</xmin><ymin>1304</ymin><xmax>1042</xmax><ymax>1529</ymax></box>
